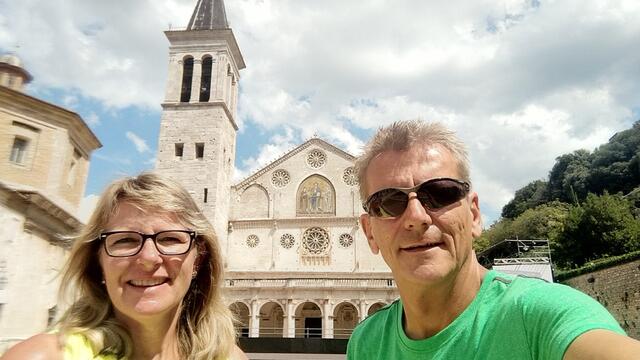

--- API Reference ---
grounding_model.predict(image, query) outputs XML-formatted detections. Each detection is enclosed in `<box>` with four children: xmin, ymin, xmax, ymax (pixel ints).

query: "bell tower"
<box><xmin>156</xmin><ymin>0</ymin><xmax>245</xmax><ymax>245</ymax></box>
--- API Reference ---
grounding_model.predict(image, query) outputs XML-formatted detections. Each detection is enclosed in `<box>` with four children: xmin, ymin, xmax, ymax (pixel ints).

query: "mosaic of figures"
<box><xmin>296</xmin><ymin>175</ymin><xmax>335</xmax><ymax>216</ymax></box>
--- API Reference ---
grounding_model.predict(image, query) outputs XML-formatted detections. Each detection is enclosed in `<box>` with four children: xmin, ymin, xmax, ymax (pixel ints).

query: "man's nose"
<box><xmin>402</xmin><ymin>193</ymin><xmax>432</xmax><ymax>230</ymax></box>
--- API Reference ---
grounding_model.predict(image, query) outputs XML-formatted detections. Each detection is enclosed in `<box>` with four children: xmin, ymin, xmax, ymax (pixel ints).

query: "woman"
<box><xmin>2</xmin><ymin>172</ymin><xmax>246</xmax><ymax>359</ymax></box>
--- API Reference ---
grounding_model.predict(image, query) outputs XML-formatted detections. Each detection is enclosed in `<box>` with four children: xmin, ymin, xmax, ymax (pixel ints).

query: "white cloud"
<box><xmin>77</xmin><ymin>194</ymin><xmax>99</xmax><ymax>223</ymax></box>
<box><xmin>125</xmin><ymin>131</ymin><xmax>150</xmax><ymax>153</ymax></box>
<box><xmin>236</xmin><ymin>126</ymin><xmax>299</xmax><ymax>181</ymax></box>
<box><xmin>93</xmin><ymin>153</ymin><xmax>132</xmax><ymax>166</ymax></box>
<box><xmin>3</xmin><ymin>0</ymin><xmax>640</xmax><ymax>224</ymax></box>
<box><xmin>85</xmin><ymin>112</ymin><xmax>100</xmax><ymax>126</ymax></box>
<box><xmin>144</xmin><ymin>157</ymin><xmax>156</xmax><ymax>166</ymax></box>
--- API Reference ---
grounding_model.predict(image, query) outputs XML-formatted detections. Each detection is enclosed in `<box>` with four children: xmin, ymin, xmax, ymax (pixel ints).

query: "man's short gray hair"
<box><xmin>355</xmin><ymin>120</ymin><xmax>471</xmax><ymax>201</ymax></box>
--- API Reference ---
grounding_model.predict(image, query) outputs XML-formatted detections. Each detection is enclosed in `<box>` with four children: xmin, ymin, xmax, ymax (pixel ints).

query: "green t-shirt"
<box><xmin>347</xmin><ymin>270</ymin><xmax>625</xmax><ymax>360</ymax></box>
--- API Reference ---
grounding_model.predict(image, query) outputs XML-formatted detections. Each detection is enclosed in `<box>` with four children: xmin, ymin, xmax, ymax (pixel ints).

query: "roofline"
<box><xmin>0</xmin><ymin>62</ymin><xmax>33</xmax><ymax>83</ymax></box>
<box><xmin>0</xmin><ymin>181</ymin><xmax>83</xmax><ymax>237</ymax></box>
<box><xmin>0</xmin><ymin>86</ymin><xmax>102</xmax><ymax>151</ymax></box>
<box><xmin>233</xmin><ymin>138</ymin><xmax>356</xmax><ymax>190</ymax></box>
<box><xmin>164</xmin><ymin>28</ymin><xmax>246</xmax><ymax>70</ymax></box>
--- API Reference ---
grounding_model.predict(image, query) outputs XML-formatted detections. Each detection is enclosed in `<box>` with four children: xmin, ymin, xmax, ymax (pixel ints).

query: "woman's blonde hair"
<box><xmin>56</xmin><ymin>172</ymin><xmax>236</xmax><ymax>359</ymax></box>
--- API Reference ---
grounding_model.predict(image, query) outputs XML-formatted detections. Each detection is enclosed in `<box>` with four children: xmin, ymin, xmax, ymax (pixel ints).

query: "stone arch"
<box><xmin>367</xmin><ymin>302</ymin><xmax>387</xmax><ymax>317</ymax></box>
<box><xmin>259</xmin><ymin>301</ymin><xmax>284</xmax><ymax>337</ymax></box>
<box><xmin>296</xmin><ymin>174</ymin><xmax>336</xmax><ymax>216</ymax></box>
<box><xmin>295</xmin><ymin>301</ymin><xmax>322</xmax><ymax>338</ymax></box>
<box><xmin>236</xmin><ymin>184</ymin><xmax>269</xmax><ymax>219</ymax></box>
<box><xmin>180</xmin><ymin>55</ymin><xmax>194</xmax><ymax>102</ymax></box>
<box><xmin>199</xmin><ymin>55</ymin><xmax>213</xmax><ymax>102</ymax></box>
<box><xmin>229</xmin><ymin>302</ymin><xmax>250</xmax><ymax>337</ymax></box>
<box><xmin>333</xmin><ymin>302</ymin><xmax>358</xmax><ymax>339</ymax></box>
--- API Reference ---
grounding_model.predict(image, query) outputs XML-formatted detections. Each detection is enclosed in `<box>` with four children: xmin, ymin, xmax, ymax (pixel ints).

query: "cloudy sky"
<box><xmin>1</xmin><ymin>0</ymin><xmax>639</xmax><ymax>224</ymax></box>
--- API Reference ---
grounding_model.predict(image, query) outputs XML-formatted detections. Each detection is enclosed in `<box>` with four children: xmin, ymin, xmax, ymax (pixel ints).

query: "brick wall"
<box><xmin>562</xmin><ymin>259</ymin><xmax>640</xmax><ymax>339</ymax></box>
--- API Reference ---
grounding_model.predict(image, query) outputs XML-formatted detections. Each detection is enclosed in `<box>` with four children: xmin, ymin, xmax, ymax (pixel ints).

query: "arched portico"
<box><xmin>259</xmin><ymin>301</ymin><xmax>285</xmax><ymax>337</ymax></box>
<box><xmin>295</xmin><ymin>301</ymin><xmax>322</xmax><ymax>338</ymax></box>
<box><xmin>368</xmin><ymin>302</ymin><xmax>386</xmax><ymax>317</ymax></box>
<box><xmin>229</xmin><ymin>302</ymin><xmax>250</xmax><ymax>337</ymax></box>
<box><xmin>333</xmin><ymin>302</ymin><xmax>358</xmax><ymax>339</ymax></box>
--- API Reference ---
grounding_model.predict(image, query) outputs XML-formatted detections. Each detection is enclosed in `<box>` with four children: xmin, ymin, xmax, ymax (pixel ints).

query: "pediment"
<box><xmin>233</xmin><ymin>138</ymin><xmax>356</xmax><ymax>191</ymax></box>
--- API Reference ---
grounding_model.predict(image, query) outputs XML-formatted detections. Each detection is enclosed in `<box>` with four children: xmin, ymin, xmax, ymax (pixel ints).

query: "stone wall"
<box><xmin>562</xmin><ymin>259</ymin><xmax>640</xmax><ymax>339</ymax></box>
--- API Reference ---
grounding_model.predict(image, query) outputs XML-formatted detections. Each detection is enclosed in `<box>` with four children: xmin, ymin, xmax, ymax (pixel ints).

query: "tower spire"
<box><xmin>187</xmin><ymin>0</ymin><xmax>229</xmax><ymax>30</ymax></box>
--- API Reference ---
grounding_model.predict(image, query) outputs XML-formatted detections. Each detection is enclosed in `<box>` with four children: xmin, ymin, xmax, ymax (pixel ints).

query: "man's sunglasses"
<box><xmin>363</xmin><ymin>177</ymin><xmax>471</xmax><ymax>218</ymax></box>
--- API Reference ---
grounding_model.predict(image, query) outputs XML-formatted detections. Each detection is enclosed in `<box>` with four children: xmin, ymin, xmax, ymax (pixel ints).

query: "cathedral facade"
<box><xmin>156</xmin><ymin>0</ymin><xmax>398</xmax><ymax>339</ymax></box>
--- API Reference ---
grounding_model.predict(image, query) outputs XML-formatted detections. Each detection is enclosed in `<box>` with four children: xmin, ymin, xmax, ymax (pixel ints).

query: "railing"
<box><xmin>225</xmin><ymin>278</ymin><xmax>394</xmax><ymax>289</ymax></box>
<box><xmin>236</xmin><ymin>327</ymin><xmax>356</xmax><ymax>338</ymax></box>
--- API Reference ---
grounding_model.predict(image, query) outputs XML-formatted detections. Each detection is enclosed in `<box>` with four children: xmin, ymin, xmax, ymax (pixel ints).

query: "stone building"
<box><xmin>0</xmin><ymin>54</ymin><xmax>101</xmax><ymax>348</ymax></box>
<box><xmin>156</xmin><ymin>0</ymin><xmax>398</xmax><ymax>339</ymax></box>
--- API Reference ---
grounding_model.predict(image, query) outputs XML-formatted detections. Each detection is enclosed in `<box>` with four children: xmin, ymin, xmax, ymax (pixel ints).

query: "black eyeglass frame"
<box><xmin>362</xmin><ymin>177</ymin><xmax>471</xmax><ymax>218</ymax></box>
<box><xmin>98</xmin><ymin>230</ymin><xmax>197</xmax><ymax>257</ymax></box>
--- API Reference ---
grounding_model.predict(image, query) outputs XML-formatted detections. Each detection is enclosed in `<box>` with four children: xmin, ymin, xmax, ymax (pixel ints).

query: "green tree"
<box><xmin>547</xmin><ymin>150</ymin><xmax>592</xmax><ymax>203</ymax></box>
<box><xmin>588</xmin><ymin>121</ymin><xmax>640</xmax><ymax>195</ymax></box>
<box><xmin>476</xmin><ymin>202</ymin><xmax>569</xmax><ymax>252</ymax></box>
<box><xmin>474</xmin><ymin>218</ymin><xmax>514</xmax><ymax>252</ymax></box>
<box><xmin>501</xmin><ymin>180</ymin><xmax>549</xmax><ymax>219</ymax></box>
<box><xmin>554</xmin><ymin>192</ymin><xmax>640</xmax><ymax>269</ymax></box>
<box><xmin>509</xmin><ymin>201</ymin><xmax>569</xmax><ymax>244</ymax></box>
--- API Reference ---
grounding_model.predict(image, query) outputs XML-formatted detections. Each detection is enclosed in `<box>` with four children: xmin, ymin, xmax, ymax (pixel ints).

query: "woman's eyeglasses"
<box><xmin>363</xmin><ymin>178</ymin><xmax>470</xmax><ymax>218</ymax></box>
<box><xmin>98</xmin><ymin>230</ymin><xmax>196</xmax><ymax>257</ymax></box>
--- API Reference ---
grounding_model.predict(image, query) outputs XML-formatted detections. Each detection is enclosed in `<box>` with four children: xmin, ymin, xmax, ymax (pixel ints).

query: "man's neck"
<box><xmin>399</xmin><ymin>262</ymin><xmax>488</xmax><ymax>340</ymax></box>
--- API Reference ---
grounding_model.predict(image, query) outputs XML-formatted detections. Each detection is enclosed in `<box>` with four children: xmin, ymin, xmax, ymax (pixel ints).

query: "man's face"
<box><xmin>360</xmin><ymin>144</ymin><xmax>482</xmax><ymax>287</ymax></box>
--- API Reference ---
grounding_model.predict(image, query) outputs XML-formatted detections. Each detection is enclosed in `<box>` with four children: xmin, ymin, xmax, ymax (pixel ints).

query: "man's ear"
<box><xmin>360</xmin><ymin>213</ymin><xmax>380</xmax><ymax>254</ymax></box>
<box><xmin>469</xmin><ymin>192</ymin><xmax>482</xmax><ymax>238</ymax></box>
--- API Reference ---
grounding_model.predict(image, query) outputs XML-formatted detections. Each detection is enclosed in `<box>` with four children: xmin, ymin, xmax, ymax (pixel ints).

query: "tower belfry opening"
<box><xmin>156</xmin><ymin>0</ymin><xmax>245</xmax><ymax>244</ymax></box>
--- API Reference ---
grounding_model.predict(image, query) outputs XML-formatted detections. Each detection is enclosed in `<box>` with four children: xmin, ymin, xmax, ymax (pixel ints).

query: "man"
<box><xmin>347</xmin><ymin>120</ymin><xmax>640</xmax><ymax>359</ymax></box>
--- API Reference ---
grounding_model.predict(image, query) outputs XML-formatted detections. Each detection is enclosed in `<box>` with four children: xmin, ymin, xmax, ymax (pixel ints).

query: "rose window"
<box><xmin>246</xmin><ymin>234</ymin><xmax>259</xmax><ymax>248</ymax></box>
<box><xmin>280</xmin><ymin>233</ymin><xmax>295</xmax><ymax>249</ymax></box>
<box><xmin>271</xmin><ymin>169</ymin><xmax>290</xmax><ymax>188</ymax></box>
<box><xmin>306</xmin><ymin>149</ymin><xmax>326</xmax><ymax>169</ymax></box>
<box><xmin>342</xmin><ymin>167</ymin><xmax>358</xmax><ymax>186</ymax></box>
<box><xmin>339</xmin><ymin>233</ymin><xmax>354</xmax><ymax>248</ymax></box>
<box><xmin>302</xmin><ymin>227</ymin><xmax>330</xmax><ymax>254</ymax></box>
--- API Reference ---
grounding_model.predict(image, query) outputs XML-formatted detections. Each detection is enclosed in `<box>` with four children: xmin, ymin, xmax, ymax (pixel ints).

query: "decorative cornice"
<box><xmin>0</xmin><ymin>181</ymin><xmax>81</xmax><ymax>247</ymax></box>
<box><xmin>161</xmin><ymin>101</ymin><xmax>238</xmax><ymax>130</ymax></box>
<box><xmin>233</xmin><ymin>138</ymin><xmax>357</xmax><ymax>191</ymax></box>
<box><xmin>0</xmin><ymin>87</ymin><xmax>102</xmax><ymax>153</ymax></box>
<box><xmin>223</xmin><ymin>277</ymin><xmax>396</xmax><ymax>291</ymax></box>
<box><xmin>229</xmin><ymin>217</ymin><xmax>359</xmax><ymax>229</ymax></box>
<box><xmin>226</xmin><ymin>271</ymin><xmax>393</xmax><ymax>279</ymax></box>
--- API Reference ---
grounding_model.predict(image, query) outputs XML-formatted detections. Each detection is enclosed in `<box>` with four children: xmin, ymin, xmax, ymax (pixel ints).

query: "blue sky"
<box><xmin>2</xmin><ymin>0</ymin><xmax>640</xmax><ymax>225</ymax></box>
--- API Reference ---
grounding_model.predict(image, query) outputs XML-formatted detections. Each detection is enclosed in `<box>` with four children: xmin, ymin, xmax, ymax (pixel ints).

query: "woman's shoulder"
<box><xmin>1</xmin><ymin>333</ymin><xmax>63</xmax><ymax>360</ymax></box>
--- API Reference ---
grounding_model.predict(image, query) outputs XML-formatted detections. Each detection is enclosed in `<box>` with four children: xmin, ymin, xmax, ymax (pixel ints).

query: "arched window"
<box><xmin>180</xmin><ymin>57</ymin><xmax>194</xmax><ymax>103</ymax></box>
<box><xmin>199</xmin><ymin>56</ymin><xmax>213</xmax><ymax>102</ymax></box>
<box><xmin>297</xmin><ymin>174</ymin><xmax>335</xmax><ymax>216</ymax></box>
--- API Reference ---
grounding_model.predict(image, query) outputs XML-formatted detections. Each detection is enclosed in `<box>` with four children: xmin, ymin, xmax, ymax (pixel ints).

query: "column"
<box><xmin>249</xmin><ymin>300</ymin><xmax>260</xmax><ymax>337</ymax></box>
<box><xmin>189</xmin><ymin>59</ymin><xmax>202</xmax><ymax>103</ymax></box>
<box><xmin>285</xmin><ymin>300</ymin><xmax>295</xmax><ymax>338</ymax></box>
<box><xmin>323</xmin><ymin>300</ymin><xmax>333</xmax><ymax>339</ymax></box>
<box><xmin>358</xmin><ymin>300</ymin><xmax>367</xmax><ymax>322</ymax></box>
<box><xmin>167</xmin><ymin>58</ymin><xmax>183</xmax><ymax>102</ymax></box>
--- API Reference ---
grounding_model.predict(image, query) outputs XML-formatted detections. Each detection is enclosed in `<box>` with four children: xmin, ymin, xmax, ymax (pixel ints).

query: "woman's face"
<box><xmin>98</xmin><ymin>202</ymin><xmax>199</xmax><ymax>324</ymax></box>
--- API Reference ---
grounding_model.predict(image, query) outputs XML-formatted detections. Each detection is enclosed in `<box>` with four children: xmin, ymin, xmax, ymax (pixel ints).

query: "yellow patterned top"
<box><xmin>63</xmin><ymin>333</ymin><xmax>119</xmax><ymax>360</ymax></box>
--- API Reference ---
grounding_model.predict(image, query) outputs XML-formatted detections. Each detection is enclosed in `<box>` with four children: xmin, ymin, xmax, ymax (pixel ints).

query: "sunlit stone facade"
<box><xmin>156</xmin><ymin>0</ymin><xmax>399</xmax><ymax>339</ymax></box>
<box><xmin>0</xmin><ymin>54</ymin><xmax>101</xmax><ymax>350</ymax></box>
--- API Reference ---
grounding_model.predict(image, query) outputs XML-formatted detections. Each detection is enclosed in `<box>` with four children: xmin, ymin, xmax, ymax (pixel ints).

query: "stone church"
<box><xmin>0</xmin><ymin>54</ymin><xmax>101</xmax><ymax>349</ymax></box>
<box><xmin>156</xmin><ymin>0</ymin><xmax>399</xmax><ymax>339</ymax></box>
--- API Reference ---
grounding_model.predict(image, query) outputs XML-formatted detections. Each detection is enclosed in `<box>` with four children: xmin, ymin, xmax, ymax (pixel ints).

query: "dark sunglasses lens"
<box><xmin>418</xmin><ymin>179</ymin><xmax>467</xmax><ymax>209</ymax></box>
<box><xmin>368</xmin><ymin>189</ymin><xmax>406</xmax><ymax>217</ymax></box>
<box><xmin>378</xmin><ymin>191</ymin><xmax>409</xmax><ymax>217</ymax></box>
